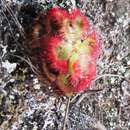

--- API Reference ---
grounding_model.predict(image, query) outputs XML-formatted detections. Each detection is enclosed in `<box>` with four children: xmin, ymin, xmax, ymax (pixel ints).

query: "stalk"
<box><xmin>62</xmin><ymin>96</ymin><xmax>71</xmax><ymax>130</ymax></box>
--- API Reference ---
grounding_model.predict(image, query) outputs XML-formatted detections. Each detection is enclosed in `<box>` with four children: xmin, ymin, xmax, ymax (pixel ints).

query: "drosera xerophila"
<box><xmin>29</xmin><ymin>7</ymin><xmax>101</xmax><ymax>130</ymax></box>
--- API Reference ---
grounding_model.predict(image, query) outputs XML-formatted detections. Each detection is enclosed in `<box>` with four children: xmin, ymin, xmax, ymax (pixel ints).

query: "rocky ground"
<box><xmin>0</xmin><ymin>0</ymin><xmax>130</xmax><ymax>130</ymax></box>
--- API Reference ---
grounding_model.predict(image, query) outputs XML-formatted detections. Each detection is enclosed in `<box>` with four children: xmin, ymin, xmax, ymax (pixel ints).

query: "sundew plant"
<box><xmin>0</xmin><ymin>0</ymin><xmax>130</xmax><ymax>130</ymax></box>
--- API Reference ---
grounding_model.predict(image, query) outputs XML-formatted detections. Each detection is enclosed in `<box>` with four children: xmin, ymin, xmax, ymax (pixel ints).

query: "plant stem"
<box><xmin>62</xmin><ymin>96</ymin><xmax>71</xmax><ymax>130</ymax></box>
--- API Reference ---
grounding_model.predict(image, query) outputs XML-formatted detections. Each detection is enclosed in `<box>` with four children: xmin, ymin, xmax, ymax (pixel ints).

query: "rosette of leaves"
<box><xmin>31</xmin><ymin>7</ymin><xmax>100</xmax><ymax>96</ymax></box>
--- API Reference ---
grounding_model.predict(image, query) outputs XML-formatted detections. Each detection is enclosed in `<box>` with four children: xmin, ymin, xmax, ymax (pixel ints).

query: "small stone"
<box><xmin>127</xmin><ymin>60</ymin><xmax>130</xmax><ymax>65</ymax></box>
<box><xmin>2</xmin><ymin>60</ymin><xmax>17</xmax><ymax>74</ymax></box>
<box><xmin>34</xmin><ymin>84</ymin><xmax>41</xmax><ymax>89</ymax></box>
<box><xmin>116</xmin><ymin>54</ymin><xmax>122</xmax><ymax>61</ymax></box>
